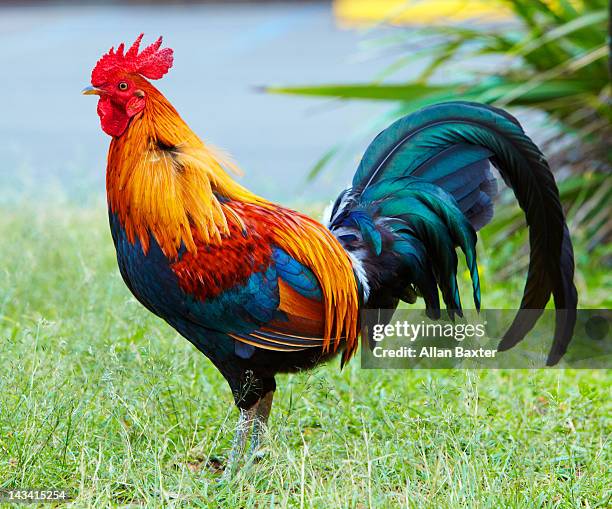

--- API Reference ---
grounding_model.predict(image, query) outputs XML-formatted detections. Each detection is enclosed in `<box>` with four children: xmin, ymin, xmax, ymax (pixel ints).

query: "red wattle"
<box><xmin>97</xmin><ymin>96</ymin><xmax>130</xmax><ymax>137</ymax></box>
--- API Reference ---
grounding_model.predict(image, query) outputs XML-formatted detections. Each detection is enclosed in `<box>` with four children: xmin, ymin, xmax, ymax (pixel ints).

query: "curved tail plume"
<box><xmin>328</xmin><ymin>101</ymin><xmax>577</xmax><ymax>365</ymax></box>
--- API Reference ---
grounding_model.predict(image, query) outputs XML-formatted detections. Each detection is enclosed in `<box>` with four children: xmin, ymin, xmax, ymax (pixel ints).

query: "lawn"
<box><xmin>0</xmin><ymin>205</ymin><xmax>610</xmax><ymax>508</ymax></box>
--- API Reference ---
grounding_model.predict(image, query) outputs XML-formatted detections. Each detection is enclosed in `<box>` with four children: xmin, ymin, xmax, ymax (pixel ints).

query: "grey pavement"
<box><xmin>0</xmin><ymin>2</ymin><xmax>410</xmax><ymax>206</ymax></box>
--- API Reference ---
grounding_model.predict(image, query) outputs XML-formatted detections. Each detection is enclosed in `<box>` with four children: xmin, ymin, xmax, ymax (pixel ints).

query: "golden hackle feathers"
<box><xmin>107</xmin><ymin>82</ymin><xmax>261</xmax><ymax>258</ymax></box>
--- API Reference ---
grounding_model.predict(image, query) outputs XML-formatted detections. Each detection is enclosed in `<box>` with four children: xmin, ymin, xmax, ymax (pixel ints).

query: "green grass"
<box><xmin>0</xmin><ymin>205</ymin><xmax>610</xmax><ymax>508</ymax></box>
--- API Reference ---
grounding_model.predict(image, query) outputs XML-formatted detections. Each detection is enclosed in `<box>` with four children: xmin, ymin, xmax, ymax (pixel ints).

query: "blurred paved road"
<box><xmin>0</xmin><ymin>2</ymin><xmax>406</xmax><ymax>205</ymax></box>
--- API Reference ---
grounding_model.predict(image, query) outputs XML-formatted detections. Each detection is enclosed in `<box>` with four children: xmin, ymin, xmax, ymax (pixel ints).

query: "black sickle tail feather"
<box><xmin>328</xmin><ymin>101</ymin><xmax>577</xmax><ymax>365</ymax></box>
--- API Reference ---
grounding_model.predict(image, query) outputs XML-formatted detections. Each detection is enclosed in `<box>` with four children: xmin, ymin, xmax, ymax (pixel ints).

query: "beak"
<box><xmin>82</xmin><ymin>86</ymin><xmax>103</xmax><ymax>96</ymax></box>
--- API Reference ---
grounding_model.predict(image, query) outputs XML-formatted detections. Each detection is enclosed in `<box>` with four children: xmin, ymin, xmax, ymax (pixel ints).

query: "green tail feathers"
<box><xmin>331</xmin><ymin>101</ymin><xmax>577</xmax><ymax>365</ymax></box>
<box><xmin>364</xmin><ymin>180</ymin><xmax>480</xmax><ymax>317</ymax></box>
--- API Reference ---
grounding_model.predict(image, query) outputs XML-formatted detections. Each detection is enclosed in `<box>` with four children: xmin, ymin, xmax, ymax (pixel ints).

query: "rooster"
<box><xmin>84</xmin><ymin>35</ymin><xmax>577</xmax><ymax>473</ymax></box>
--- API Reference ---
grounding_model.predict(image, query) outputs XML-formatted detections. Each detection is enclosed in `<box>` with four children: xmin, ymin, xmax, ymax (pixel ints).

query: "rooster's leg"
<box><xmin>249</xmin><ymin>389</ymin><xmax>274</xmax><ymax>456</ymax></box>
<box><xmin>223</xmin><ymin>403</ymin><xmax>258</xmax><ymax>479</ymax></box>
<box><xmin>223</xmin><ymin>375</ymin><xmax>275</xmax><ymax>479</ymax></box>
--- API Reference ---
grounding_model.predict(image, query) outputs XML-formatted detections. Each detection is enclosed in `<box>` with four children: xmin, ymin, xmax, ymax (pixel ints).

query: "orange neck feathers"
<box><xmin>106</xmin><ymin>82</ymin><xmax>267</xmax><ymax>259</ymax></box>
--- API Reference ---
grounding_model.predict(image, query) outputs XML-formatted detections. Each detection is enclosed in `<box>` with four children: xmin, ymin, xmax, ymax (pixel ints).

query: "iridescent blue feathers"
<box><xmin>329</xmin><ymin>101</ymin><xmax>577</xmax><ymax>365</ymax></box>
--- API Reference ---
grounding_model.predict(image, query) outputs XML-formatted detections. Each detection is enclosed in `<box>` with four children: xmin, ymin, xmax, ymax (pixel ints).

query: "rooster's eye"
<box><xmin>118</xmin><ymin>82</ymin><xmax>128</xmax><ymax>91</ymax></box>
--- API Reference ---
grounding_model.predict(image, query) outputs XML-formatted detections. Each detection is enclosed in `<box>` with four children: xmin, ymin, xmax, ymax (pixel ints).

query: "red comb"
<box><xmin>91</xmin><ymin>34</ymin><xmax>174</xmax><ymax>86</ymax></box>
